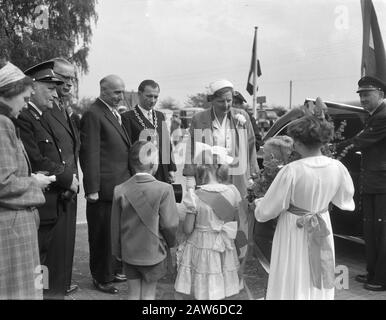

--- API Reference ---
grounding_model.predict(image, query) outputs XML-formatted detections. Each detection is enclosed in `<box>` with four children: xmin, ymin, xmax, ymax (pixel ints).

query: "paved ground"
<box><xmin>66</xmin><ymin>224</ymin><xmax>386</xmax><ymax>300</ymax></box>
<box><xmin>68</xmin><ymin>143</ymin><xmax>386</xmax><ymax>300</ymax></box>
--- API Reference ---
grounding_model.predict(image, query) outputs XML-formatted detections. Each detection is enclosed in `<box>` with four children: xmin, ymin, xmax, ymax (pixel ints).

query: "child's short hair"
<box><xmin>264</xmin><ymin>135</ymin><xmax>294</xmax><ymax>163</ymax></box>
<box><xmin>129</xmin><ymin>140</ymin><xmax>158</xmax><ymax>172</ymax></box>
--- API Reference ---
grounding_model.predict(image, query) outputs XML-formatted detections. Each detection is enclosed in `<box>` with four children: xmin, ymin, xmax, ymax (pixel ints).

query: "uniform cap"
<box><xmin>357</xmin><ymin>76</ymin><xmax>386</xmax><ymax>93</ymax></box>
<box><xmin>234</xmin><ymin>91</ymin><xmax>247</xmax><ymax>103</ymax></box>
<box><xmin>24</xmin><ymin>61</ymin><xmax>64</xmax><ymax>84</ymax></box>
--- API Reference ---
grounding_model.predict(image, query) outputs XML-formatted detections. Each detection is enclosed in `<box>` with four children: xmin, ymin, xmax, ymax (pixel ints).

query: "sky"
<box><xmin>78</xmin><ymin>0</ymin><xmax>386</xmax><ymax>108</ymax></box>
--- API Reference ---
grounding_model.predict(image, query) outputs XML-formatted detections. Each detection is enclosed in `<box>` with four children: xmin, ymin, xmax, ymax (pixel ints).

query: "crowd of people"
<box><xmin>1</xmin><ymin>55</ymin><xmax>386</xmax><ymax>300</ymax></box>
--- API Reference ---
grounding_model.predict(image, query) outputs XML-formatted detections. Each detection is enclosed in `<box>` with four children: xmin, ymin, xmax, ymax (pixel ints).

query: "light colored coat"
<box><xmin>111</xmin><ymin>174</ymin><xmax>179</xmax><ymax>266</ymax></box>
<box><xmin>183</xmin><ymin>107</ymin><xmax>258</xmax><ymax>197</ymax></box>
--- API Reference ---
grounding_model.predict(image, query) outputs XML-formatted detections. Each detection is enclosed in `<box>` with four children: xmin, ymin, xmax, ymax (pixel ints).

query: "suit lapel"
<box><xmin>135</xmin><ymin>105</ymin><xmax>155</xmax><ymax>129</ymax></box>
<box><xmin>26</xmin><ymin>104</ymin><xmax>63</xmax><ymax>160</ymax></box>
<box><xmin>98</xmin><ymin>99</ymin><xmax>131</xmax><ymax>146</ymax></box>
<box><xmin>27</xmin><ymin>104</ymin><xmax>52</xmax><ymax>136</ymax></box>
<box><xmin>229</xmin><ymin>108</ymin><xmax>241</xmax><ymax>153</ymax></box>
<box><xmin>51</xmin><ymin>102</ymin><xmax>74</xmax><ymax>138</ymax></box>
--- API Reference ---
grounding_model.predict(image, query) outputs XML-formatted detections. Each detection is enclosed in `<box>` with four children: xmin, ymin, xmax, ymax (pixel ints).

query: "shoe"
<box><xmin>65</xmin><ymin>284</ymin><xmax>79</xmax><ymax>295</ymax></box>
<box><xmin>92</xmin><ymin>279</ymin><xmax>119</xmax><ymax>294</ymax></box>
<box><xmin>113</xmin><ymin>273</ymin><xmax>127</xmax><ymax>283</ymax></box>
<box><xmin>355</xmin><ymin>274</ymin><xmax>369</xmax><ymax>284</ymax></box>
<box><xmin>364</xmin><ymin>283</ymin><xmax>386</xmax><ymax>291</ymax></box>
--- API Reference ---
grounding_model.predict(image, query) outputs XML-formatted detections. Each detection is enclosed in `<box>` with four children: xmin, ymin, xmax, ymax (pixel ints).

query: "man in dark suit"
<box><xmin>67</xmin><ymin>105</ymin><xmax>81</xmax><ymax>131</ymax></box>
<box><xmin>18</xmin><ymin>61</ymin><xmax>79</xmax><ymax>299</ymax></box>
<box><xmin>46</xmin><ymin>58</ymin><xmax>80</xmax><ymax>295</ymax></box>
<box><xmin>121</xmin><ymin>80</ymin><xmax>176</xmax><ymax>183</ymax></box>
<box><xmin>339</xmin><ymin>76</ymin><xmax>386</xmax><ymax>291</ymax></box>
<box><xmin>80</xmin><ymin>75</ymin><xmax>132</xmax><ymax>294</ymax></box>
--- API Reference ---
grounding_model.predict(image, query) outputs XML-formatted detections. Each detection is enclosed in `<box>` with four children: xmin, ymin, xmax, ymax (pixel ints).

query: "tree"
<box><xmin>0</xmin><ymin>0</ymin><xmax>97</xmax><ymax>74</ymax></box>
<box><xmin>76</xmin><ymin>96</ymin><xmax>95</xmax><ymax>114</ymax></box>
<box><xmin>159</xmin><ymin>97</ymin><xmax>180</xmax><ymax>110</ymax></box>
<box><xmin>184</xmin><ymin>92</ymin><xmax>211</xmax><ymax>109</ymax></box>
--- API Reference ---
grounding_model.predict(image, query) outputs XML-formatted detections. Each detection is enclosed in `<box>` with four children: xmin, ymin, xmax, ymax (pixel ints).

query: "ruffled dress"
<box><xmin>174</xmin><ymin>184</ymin><xmax>242</xmax><ymax>300</ymax></box>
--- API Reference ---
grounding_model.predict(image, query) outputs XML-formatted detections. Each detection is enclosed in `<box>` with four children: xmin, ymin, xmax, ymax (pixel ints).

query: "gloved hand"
<box><xmin>185</xmin><ymin>176</ymin><xmax>196</xmax><ymax>190</ymax></box>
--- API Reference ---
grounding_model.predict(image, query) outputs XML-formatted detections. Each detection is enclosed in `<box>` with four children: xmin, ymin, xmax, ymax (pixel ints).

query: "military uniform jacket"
<box><xmin>80</xmin><ymin>98</ymin><xmax>132</xmax><ymax>201</ymax></box>
<box><xmin>17</xmin><ymin>103</ymin><xmax>73</xmax><ymax>222</ymax></box>
<box><xmin>121</xmin><ymin>106</ymin><xmax>176</xmax><ymax>182</ymax></box>
<box><xmin>349</xmin><ymin>101</ymin><xmax>386</xmax><ymax>193</ymax></box>
<box><xmin>44</xmin><ymin>101</ymin><xmax>80</xmax><ymax>180</ymax></box>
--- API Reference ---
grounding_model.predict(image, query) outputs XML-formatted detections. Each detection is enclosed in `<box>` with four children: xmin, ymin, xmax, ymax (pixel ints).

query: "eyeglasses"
<box><xmin>55</xmin><ymin>72</ymin><xmax>76</xmax><ymax>82</ymax></box>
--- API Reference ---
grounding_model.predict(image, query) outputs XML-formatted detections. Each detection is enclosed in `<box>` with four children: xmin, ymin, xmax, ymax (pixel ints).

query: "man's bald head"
<box><xmin>99</xmin><ymin>75</ymin><xmax>125</xmax><ymax>108</ymax></box>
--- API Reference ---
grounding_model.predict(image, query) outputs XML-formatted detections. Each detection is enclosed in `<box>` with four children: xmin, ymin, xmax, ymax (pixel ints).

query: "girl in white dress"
<box><xmin>254</xmin><ymin>116</ymin><xmax>355</xmax><ymax>300</ymax></box>
<box><xmin>175</xmin><ymin>150</ymin><xmax>242</xmax><ymax>300</ymax></box>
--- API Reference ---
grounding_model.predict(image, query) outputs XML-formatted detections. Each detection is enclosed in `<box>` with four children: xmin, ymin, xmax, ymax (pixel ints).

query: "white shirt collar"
<box><xmin>28</xmin><ymin>102</ymin><xmax>43</xmax><ymax>116</ymax></box>
<box><xmin>138</xmin><ymin>105</ymin><xmax>153</xmax><ymax>117</ymax></box>
<box><xmin>99</xmin><ymin>97</ymin><xmax>114</xmax><ymax>112</ymax></box>
<box><xmin>134</xmin><ymin>172</ymin><xmax>153</xmax><ymax>177</ymax></box>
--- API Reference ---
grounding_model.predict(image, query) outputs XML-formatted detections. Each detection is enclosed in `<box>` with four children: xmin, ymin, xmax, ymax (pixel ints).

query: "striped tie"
<box><xmin>112</xmin><ymin>109</ymin><xmax>122</xmax><ymax>125</ymax></box>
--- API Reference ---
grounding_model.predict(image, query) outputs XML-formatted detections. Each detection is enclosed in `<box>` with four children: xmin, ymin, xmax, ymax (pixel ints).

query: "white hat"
<box><xmin>207</xmin><ymin>79</ymin><xmax>234</xmax><ymax>95</ymax></box>
<box><xmin>194</xmin><ymin>142</ymin><xmax>233</xmax><ymax>165</ymax></box>
<box><xmin>0</xmin><ymin>62</ymin><xmax>26</xmax><ymax>89</ymax></box>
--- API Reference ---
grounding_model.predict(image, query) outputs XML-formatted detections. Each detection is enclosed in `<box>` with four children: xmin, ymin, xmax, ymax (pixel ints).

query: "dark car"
<box><xmin>253</xmin><ymin>99</ymin><xmax>367</xmax><ymax>265</ymax></box>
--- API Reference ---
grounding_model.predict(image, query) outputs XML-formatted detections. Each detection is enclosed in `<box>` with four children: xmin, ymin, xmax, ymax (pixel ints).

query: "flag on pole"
<box><xmin>246</xmin><ymin>27</ymin><xmax>262</xmax><ymax>95</ymax></box>
<box><xmin>361</xmin><ymin>0</ymin><xmax>386</xmax><ymax>81</ymax></box>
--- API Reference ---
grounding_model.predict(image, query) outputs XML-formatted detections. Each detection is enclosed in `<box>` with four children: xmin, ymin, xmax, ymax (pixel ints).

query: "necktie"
<box><xmin>59</xmin><ymin>104</ymin><xmax>68</xmax><ymax>121</ymax></box>
<box><xmin>112</xmin><ymin>109</ymin><xmax>122</xmax><ymax>125</ymax></box>
<box><xmin>148</xmin><ymin>111</ymin><xmax>153</xmax><ymax>125</ymax></box>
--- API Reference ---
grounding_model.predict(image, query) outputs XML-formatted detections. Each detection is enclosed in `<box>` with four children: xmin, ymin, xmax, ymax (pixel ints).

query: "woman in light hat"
<box><xmin>183</xmin><ymin>79</ymin><xmax>259</xmax><ymax>258</ymax></box>
<box><xmin>0</xmin><ymin>60</ymin><xmax>54</xmax><ymax>299</ymax></box>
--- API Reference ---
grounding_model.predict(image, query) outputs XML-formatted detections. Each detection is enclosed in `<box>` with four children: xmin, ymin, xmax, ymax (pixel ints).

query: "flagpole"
<box><xmin>253</xmin><ymin>26</ymin><xmax>258</xmax><ymax>118</ymax></box>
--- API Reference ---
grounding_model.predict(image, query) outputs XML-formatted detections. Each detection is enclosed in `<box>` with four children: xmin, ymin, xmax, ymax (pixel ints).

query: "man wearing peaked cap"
<box><xmin>232</xmin><ymin>90</ymin><xmax>261</xmax><ymax>153</ymax></box>
<box><xmin>356</xmin><ymin>75</ymin><xmax>386</xmax><ymax>94</ymax></box>
<box><xmin>17</xmin><ymin>59</ymin><xmax>79</xmax><ymax>299</ymax></box>
<box><xmin>24</xmin><ymin>60</ymin><xmax>64</xmax><ymax>84</ymax></box>
<box><xmin>42</xmin><ymin>58</ymin><xmax>80</xmax><ymax>296</ymax></box>
<box><xmin>338</xmin><ymin>74</ymin><xmax>386</xmax><ymax>291</ymax></box>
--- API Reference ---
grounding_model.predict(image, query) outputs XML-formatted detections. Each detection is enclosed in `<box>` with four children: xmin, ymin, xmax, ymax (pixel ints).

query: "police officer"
<box><xmin>339</xmin><ymin>75</ymin><xmax>386</xmax><ymax>291</ymax></box>
<box><xmin>46</xmin><ymin>58</ymin><xmax>80</xmax><ymax>295</ymax></box>
<box><xmin>17</xmin><ymin>61</ymin><xmax>78</xmax><ymax>299</ymax></box>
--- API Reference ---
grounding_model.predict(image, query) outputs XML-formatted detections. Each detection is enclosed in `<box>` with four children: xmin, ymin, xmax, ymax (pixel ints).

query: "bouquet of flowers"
<box><xmin>247</xmin><ymin>136</ymin><xmax>297</xmax><ymax>202</ymax></box>
<box><xmin>247</xmin><ymin>97</ymin><xmax>349</xmax><ymax>203</ymax></box>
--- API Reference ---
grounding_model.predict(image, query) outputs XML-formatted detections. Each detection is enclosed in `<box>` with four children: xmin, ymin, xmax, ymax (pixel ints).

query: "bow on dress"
<box><xmin>288</xmin><ymin>204</ymin><xmax>335</xmax><ymax>290</ymax></box>
<box><xmin>210</xmin><ymin>219</ymin><xmax>238</xmax><ymax>252</ymax></box>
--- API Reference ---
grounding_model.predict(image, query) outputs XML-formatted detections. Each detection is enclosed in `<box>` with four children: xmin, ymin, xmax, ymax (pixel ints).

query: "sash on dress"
<box><xmin>195</xmin><ymin>189</ymin><xmax>247</xmax><ymax>252</ymax></box>
<box><xmin>288</xmin><ymin>204</ymin><xmax>335</xmax><ymax>290</ymax></box>
<box><xmin>125</xmin><ymin>183</ymin><xmax>172</xmax><ymax>248</ymax></box>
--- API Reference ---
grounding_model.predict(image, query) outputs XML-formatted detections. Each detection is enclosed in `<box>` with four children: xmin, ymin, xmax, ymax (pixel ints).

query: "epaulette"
<box><xmin>28</xmin><ymin>108</ymin><xmax>41</xmax><ymax>121</ymax></box>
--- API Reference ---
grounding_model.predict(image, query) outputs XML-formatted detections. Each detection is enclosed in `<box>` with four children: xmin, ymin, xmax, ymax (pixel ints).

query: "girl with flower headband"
<box><xmin>175</xmin><ymin>146</ymin><xmax>243</xmax><ymax>300</ymax></box>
